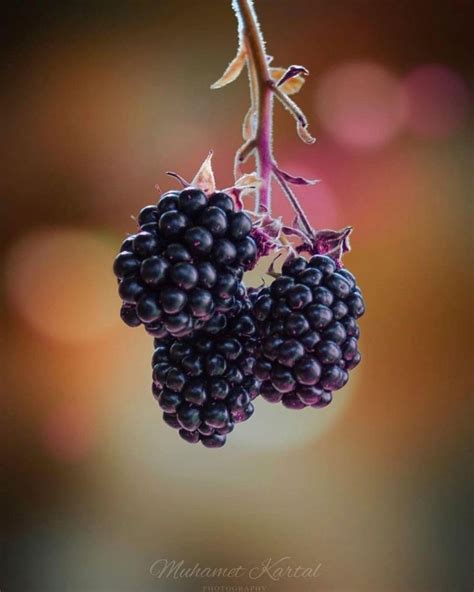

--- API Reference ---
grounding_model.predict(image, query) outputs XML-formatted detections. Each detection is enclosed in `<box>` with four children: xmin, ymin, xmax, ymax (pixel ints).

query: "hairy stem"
<box><xmin>233</xmin><ymin>0</ymin><xmax>314</xmax><ymax>237</ymax></box>
<box><xmin>234</xmin><ymin>0</ymin><xmax>273</xmax><ymax>213</ymax></box>
<box><xmin>273</xmin><ymin>168</ymin><xmax>313</xmax><ymax>237</ymax></box>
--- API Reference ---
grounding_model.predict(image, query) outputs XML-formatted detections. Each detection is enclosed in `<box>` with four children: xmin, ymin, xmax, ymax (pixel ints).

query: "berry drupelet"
<box><xmin>151</xmin><ymin>306</ymin><xmax>260</xmax><ymax>448</ymax></box>
<box><xmin>113</xmin><ymin>187</ymin><xmax>258</xmax><ymax>338</ymax></box>
<box><xmin>251</xmin><ymin>254</ymin><xmax>365</xmax><ymax>409</ymax></box>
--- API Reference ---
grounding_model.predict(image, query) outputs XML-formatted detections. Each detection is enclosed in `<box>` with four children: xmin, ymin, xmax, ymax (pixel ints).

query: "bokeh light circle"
<box><xmin>402</xmin><ymin>65</ymin><xmax>470</xmax><ymax>138</ymax></box>
<box><xmin>315</xmin><ymin>62</ymin><xmax>407</xmax><ymax>147</ymax></box>
<box><xmin>5</xmin><ymin>228</ymin><xmax>119</xmax><ymax>342</ymax></box>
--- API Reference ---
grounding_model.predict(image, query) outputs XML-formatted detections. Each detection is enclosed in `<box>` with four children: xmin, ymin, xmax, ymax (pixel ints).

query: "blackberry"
<box><xmin>113</xmin><ymin>188</ymin><xmax>258</xmax><ymax>337</ymax></box>
<box><xmin>151</xmin><ymin>307</ymin><xmax>259</xmax><ymax>447</ymax></box>
<box><xmin>252</xmin><ymin>254</ymin><xmax>365</xmax><ymax>409</ymax></box>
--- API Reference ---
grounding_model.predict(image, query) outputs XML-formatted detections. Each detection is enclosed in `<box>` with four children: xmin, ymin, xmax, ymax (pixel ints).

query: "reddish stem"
<box><xmin>234</xmin><ymin>0</ymin><xmax>274</xmax><ymax>213</ymax></box>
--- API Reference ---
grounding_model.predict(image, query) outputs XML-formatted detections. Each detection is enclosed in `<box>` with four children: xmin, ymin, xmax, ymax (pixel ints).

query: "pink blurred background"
<box><xmin>1</xmin><ymin>1</ymin><xmax>472</xmax><ymax>591</ymax></box>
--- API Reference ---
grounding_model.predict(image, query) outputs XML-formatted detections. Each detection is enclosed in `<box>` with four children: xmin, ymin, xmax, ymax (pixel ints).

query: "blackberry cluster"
<box><xmin>113</xmin><ymin>188</ymin><xmax>258</xmax><ymax>338</ymax></box>
<box><xmin>251</xmin><ymin>254</ymin><xmax>365</xmax><ymax>409</ymax></box>
<box><xmin>151</xmin><ymin>305</ymin><xmax>259</xmax><ymax>447</ymax></box>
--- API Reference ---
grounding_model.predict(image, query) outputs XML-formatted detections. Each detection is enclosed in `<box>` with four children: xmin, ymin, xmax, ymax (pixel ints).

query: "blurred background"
<box><xmin>1</xmin><ymin>0</ymin><xmax>472</xmax><ymax>591</ymax></box>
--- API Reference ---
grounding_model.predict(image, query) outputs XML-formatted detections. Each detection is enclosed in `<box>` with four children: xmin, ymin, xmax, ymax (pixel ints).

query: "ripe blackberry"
<box><xmin>252</xmin><ymin>254</ymin><xmax>365</xmax><ymax>409</ymax></box>
<box><xmin>113</xmin><ymin>187</ymin><xmax>258</xmax><ymax>337</ymax></box>
<box><xmin>151</xmin><ymin>307</ymin><xmax>259</xmax><ymax>448</ymax></box>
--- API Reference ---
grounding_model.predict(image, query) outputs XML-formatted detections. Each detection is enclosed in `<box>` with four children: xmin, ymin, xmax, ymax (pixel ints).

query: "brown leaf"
<box><xmin>191</xmin><ymin>151</ymin><xmax>216</xmax><ymax>195</ymax></box>
<box><xmin>242</xmin><ymin>106</ymin><xmax>257</xmax><ymax>140</ymax></box>
<box><xmin>235</xmin><ymin>173</ymin><xmax>262</xmax><ymax>188</ymax></box>
<box><xmin>276</xmin><ymin>166</ymin><xmax>318</xmax><ymax>185</ymax></box>
<box><xmin>270</xmin><ymin>67</ymin><xmax>306</xmax><ymax>95</ymax></box>
<box><xmin>297</xmin><ymin>122</ymin><xmax>316</xmax><ymax>144</ymax></box>
<box><xmin>211</xmin><ymin>46</ymin><xmax>246</xmax><ymax>89</ymax></box>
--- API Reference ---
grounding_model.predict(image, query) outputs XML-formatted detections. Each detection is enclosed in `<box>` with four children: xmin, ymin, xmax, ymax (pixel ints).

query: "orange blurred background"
<box><xmin>1</xmin><ymin>1</ymin><xmax>472</xmax><ymax>591</ymax></box>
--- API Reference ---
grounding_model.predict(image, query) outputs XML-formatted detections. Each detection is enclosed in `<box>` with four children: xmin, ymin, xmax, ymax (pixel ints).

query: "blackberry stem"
<box><xmin>232</xmin><ymin>0</ymin><xmax>314</xmax><ymax>238</ymax></box>
<box><xmin>233</xmin><ymin>0</ymin><xmax>273</xmax><ymax>213</ymax></box>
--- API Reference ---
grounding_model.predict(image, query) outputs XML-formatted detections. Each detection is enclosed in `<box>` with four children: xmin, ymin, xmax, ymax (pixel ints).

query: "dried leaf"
<box><xmin>276</xmin><ymin>167</ymin><xmax>318</xmax><ymax>185</ymax></box>
<box><xmin>242</xmin><ymin>106</ymin><xmax>257</xmax><ymax>140</ymax></box>
<box><xmin>191</xmin><ymin>151</ymin><xmax>216</xmax><ymax>195</ymax></box>
<box><xmin>297</xmin><ymin>122</ymin><xmax>316</xmax><ymax>144</ymax></box>
<box><xmin>270</xmin><ymin>67</ymin><xmax>306</xmax><ymax>95</ymax></box>
<box><xmin>235</xmin><ymin>173</ymin><xmax>262</xmax><ymax>188</ymax></box>
<box><xmin>211</xmin><ymin>46</ymin><xmax>247</xmax><ymax>89</ymax></box>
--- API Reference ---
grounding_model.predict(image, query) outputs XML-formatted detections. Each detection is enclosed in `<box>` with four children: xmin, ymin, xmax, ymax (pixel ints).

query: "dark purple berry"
<box><xmin>133</xmin><ymin>232</ymin><xmax>159</xmax><ymax>258</ymax></box>
<box><xmin>138</xmin><ymin>205</ymin><xmax>158</xmax><ymax>226</ymax></box>
<box><xmin>284</xmin><ymin>313</ymin><xmax>310</xmax><ymax>337</ymax></box>
<box><xmin>347</xmin><ymin>294</ymin><xmax>365</xmax><ymax>318</ymax></box>
<box><xmin>282</xmin><ymin>256</ymin><xmax>307</xmax><ymax>276</ymax></box>
<box><xmin>118</xmin><ymin>277</ymin><xmax>145</xmax><ymax>303</ymax></box>
<box><xmin>309</xmin><ymin>254</ymin><xmax>336</xmax><ymax>276</ymax></box>
<box><xmin>178</xmin><ymin>188</ymin><xmax>207</xmax><ymax>216</ymax></box>
<box><xmin>196</xmin><ymin>262</ymin><xmax>217</xmax><ymax>288</ymax></box>
<box><xmin>177</xmin><ymin>403</ymin><xmax>201</xmax><ymax>431</ymax></box>
<box><xmin>345</xmin><ymin>352</ymin><xmax>361</xmax><ymax>370</ymax></box>
<box><xmin>323</xmin><ymin>321</ymin><xmax>347</xmax><ymax>345</ymax></box>
<box><xmin>157</xmin><ymin>191</ymin><xmax>179</xmax><ymax>215</ymax></box>
<box><xmin>320</xmin><ymin>366</ymin><xmax>345</xmax><ymax>390</ymax></box>
<box><xmin>325</xmin><ymin>273</ymin><xmax>351</xmax><ymax>299</ymax></box>
<box><xmin>160</xmin><ymin>287</ymin><xmax>187</xmax><ymax>314</ymax></box>
<box><xmin>170</xmin><ymin>262</ymin><xmax>198</xmax><ymax>290</ymax></box>
<box><xmin>253</xmin><ymin>294</ymin><xmax>272</xmax><ymax>321</ymax></box>
<box><xmin>159</xmin><ymin>210</ymin><xmax>189</xmax><ymax>238</ymax></box>
<box><xmin>206</xmin><ymin>354</ymin><xmax>227</xmax><ymax>376</ymax></box>
<box><xmin>306</xmin><ymin>304</ymin><xmax>333</xmax><ymax>330</ymax></box>
<box><xmin>208</xmin><ymin>192</ymin><xmax>235</xmax><ymax>213</ymax></box>
<box><xmin>332</xmin><ymin>300</ymin><xmax>349</xmax><ymax>320</ymax></box>
<box><xmin>260</xmin><ymin>381</ymin><xmax>283</xmax><ymax>403</ymax></box>
<box><xmin>229</xmin><ymin>212</ymin><xmax>252</xmax><ymax>240</ymax></box>
<box><xmin>164</xmin><ymin>243</ymin><xmax>192</xmax><ymax>263</ymax></box>
<box><xmin>294</xmin><ymin>357</ymin><xmax>321</xmax><ymax>385</ymax></box>
<box><xmin>199</xmin><ymin>206</ymin><xmax>228</xmax><ymax>236</ymax></box>
<box><xmin>120</xmin><ymin>303</ymin><xmax>141</xmax><ymax>327</ymax></box>
<box><xmin>214</xmin><ymin>273</ymin><xmax>238</xmax><ymax>298</ymax></box>
<box><xmin>315</xmin><ymin>341</ymin><xmax>342</xmax><ymax>364</ymax></box>
<box><xmin>203</xmin><ymin>401</ymin><xmax>229</xmax><ymax>428</ymax></box>
<box><xmin>158</xmin><ymin>390</ymin><xmax>181</xmax><ymax>413</ymax></box>
<box><xmin>277</xmin><ymin>339</ymin><xmax>305</xmax><ymax>367</ymax></box>
<box><xmin>136</xmin><ymin>293</ymin><xmax>162</xmax><ymax>323</ymax></box>
<box><xmin>166</xmin><ymin>368</ymin><xmax>187</xmax><ymax>391</ymax></box>
<box><xmin>281</xmin><ymin>394</ymin><xmax>306</xmax><ymax>409</ymax></box>
<box><xmin>271</xmin><ymin>366</ymin><xmax>296</xmax><ymax>393</ymax></box>
<box><xmin>286</xmin><ymin>284</ymin><xmax>313</xmax><ymax>310</ymax></box>
<box><xmin>235</xmin><ymin>237</ymin><xmax>257</xmax><ymax>267</ymax></box>
<box><xmin>201</xmin><ymin>433</ymin><xmax>227</xmax><ymax>448</ymax></box>
<box><xmin>163</xmin><ymin>412</ymin><xmax>180</xmax><ymax>429</ymax></box>
<box><xmin>113</xmin><ymin>252</ymin><xmax>140</xmax><ymax>278</ymax></box>
<box><xmin>189</xmin><ymin>288</ymin><xmax>213</xmax><ymax>317</ymax></box>
<box><xmin>311</xmin><ymin>391</ymin><xmax>333</xmax><ymax>408</ymax></box>
<box><xmin>313</xmin><ymin>286</ymin><xmax>334</xmax><ymax>307</ymax></box>
<box><xmin>204</xmin><ymin>312</ymin><xmax>227</xmax><ymax>334</ymax></box>
<box><xmin>179</xmin><ymin>429</ymin><xmax>200</xmax><ymax>443</ymax></box>
<box><xmin>183</xmin><ymin>380</ymin><xmax>207</xmax><ymax>406</ymax></box>
<box><xmin>120</xmin><ymin>235</ymin><xmax>135</xmax><ymax>252</ymax></box>
<box><xmin>212</xmin><ymin>239</ymin><xmax>237</xmax><ymax>264</ymax></box>
<box><xmin>271</xmin><ymin>276</ymin><xmax>294</xmax><ymax>298</ymax></box>
<box><xmin>181</xmin><ymin>354</ymin><xmax>204</xmax><ymax>376</ymax></box>
<box><xmin>164</xmin><ymin>311</ymin><xmax>191</xmax><ymax>334</ymax></box>
<box><xmin>296</xmin><ymin>268</ymin><xmax>323</xmax><ymax>288</ymax></box>
<box><xmin>184</xmin><ymin>226</ymin><xmax>213</xmax><ymax>255</ymax></box>
<box><xmin>296</xmin><ymin>385</ymin><xmax>324</xmax><ymax>405</ymax></box>
<box><xmin>140</xmin><ymin>256</ymin><xmax>169</xmax><ymax>287</ymax></box>
<box><xmin>255</xmin><ymin>358</ymin><xmax>272</xmax><ymax>380</ymax></box>
<box><xmin>209</xmin><ymin>379</ymin><xmax>229</xmax><ymax>400</ymax></box>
